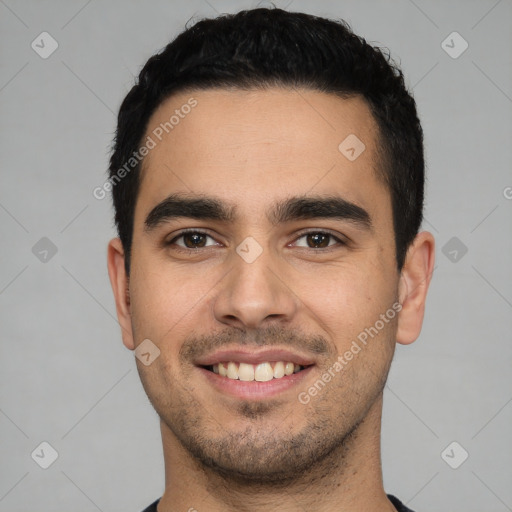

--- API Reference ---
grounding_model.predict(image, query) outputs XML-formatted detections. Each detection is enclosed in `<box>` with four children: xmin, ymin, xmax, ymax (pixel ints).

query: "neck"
<box><xmin>157</xmin><ymin>394</ymin><xmax>396</xmax><ymax>512</ymax></box>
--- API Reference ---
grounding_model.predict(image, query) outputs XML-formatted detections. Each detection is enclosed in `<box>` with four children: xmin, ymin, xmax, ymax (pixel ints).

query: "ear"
<box><xmin>107</xmin><ymin>238</ymin><xmax>135</xmax><ymax>350</ymax></box>
<box><xmin>396</xmin><ymin>231</ymin><xmax>435</xmax><ymax>345</ymax></box>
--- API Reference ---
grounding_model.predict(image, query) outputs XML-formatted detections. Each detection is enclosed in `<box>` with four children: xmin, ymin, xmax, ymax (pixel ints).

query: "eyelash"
<box><xmin>166</xmin><ymin>228</ymin><xmax>347</xmax><ymax>253</ymax></box>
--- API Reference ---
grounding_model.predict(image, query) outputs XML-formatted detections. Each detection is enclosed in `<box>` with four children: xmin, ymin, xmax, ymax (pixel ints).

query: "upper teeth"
<box><xmin>212</xmin><ymin>361</ymin><xmax>303</xmax><ymax>381</ymax></box>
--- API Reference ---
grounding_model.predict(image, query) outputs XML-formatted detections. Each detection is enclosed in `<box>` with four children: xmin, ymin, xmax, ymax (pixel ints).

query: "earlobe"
<box><xmin>107</xmin><ymin>238</ymin><xmax>136</xmax><ymax>350</ymax></box>
<box><xmin>396</xmin><ymin>231</ymin><xmax>435</xmax><ymax>345</ymax></box>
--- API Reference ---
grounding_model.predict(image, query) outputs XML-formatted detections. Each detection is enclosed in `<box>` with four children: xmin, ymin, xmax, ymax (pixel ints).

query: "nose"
<box><xmin>212</xmin><ymin>240</ymin><xmax>300</xmax><ymax>331</ymax></box>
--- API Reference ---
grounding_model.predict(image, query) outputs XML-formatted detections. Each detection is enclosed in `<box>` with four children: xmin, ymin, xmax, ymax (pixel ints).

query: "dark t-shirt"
<box><xmin>141</xmin><ymin>494</ymin><xmax>415</xmax><ymax>511</ymax></box>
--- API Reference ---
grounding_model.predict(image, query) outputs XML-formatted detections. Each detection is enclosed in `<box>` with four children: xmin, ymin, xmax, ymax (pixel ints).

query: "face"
<box><xmin>110</xmin><ymin>87</ymin><xmax>422</xmax><ymax>483</ymax></box>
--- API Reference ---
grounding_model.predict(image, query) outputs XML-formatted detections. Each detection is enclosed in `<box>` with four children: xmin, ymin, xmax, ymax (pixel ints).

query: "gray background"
<box><xmin>1</xmin><ymin>0</ymin><xmax>511</xmax><ymax>511</ymax></box>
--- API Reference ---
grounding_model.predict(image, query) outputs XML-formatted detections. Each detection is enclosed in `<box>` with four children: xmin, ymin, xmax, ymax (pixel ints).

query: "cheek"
<box><xmin>128</xmin><ymin>257</ymin><xmax>216</xmax><ymax>350</ymax></box>
<box><xmin>296</xmin><ymin>262</ymin><xmax>395</xmax><ymax>342</ymax></box>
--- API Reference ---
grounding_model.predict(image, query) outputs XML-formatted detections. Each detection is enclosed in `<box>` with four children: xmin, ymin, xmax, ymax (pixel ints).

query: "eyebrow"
<box><xmin>144</xmin><ymin>193</ymin><xmax>372</xmax><ymax>231</ymax></box>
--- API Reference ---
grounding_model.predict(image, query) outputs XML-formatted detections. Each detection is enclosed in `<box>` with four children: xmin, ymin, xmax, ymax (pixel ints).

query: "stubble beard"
<box><xmin>142</xmin><ymin>359</ymin><xmax>389</xmax><ymax>489</ymax></box>
<box><xmin>135</xmin><ymin>321</ymin><xmax>396</xmax><ymax>488</ymax></box>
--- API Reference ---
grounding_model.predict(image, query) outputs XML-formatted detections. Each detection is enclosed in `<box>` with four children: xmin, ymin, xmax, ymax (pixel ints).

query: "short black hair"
<box><xmin>108</xmin><ymin>7</ymin><xmax>424</xmax><ymax>274</ymax></box>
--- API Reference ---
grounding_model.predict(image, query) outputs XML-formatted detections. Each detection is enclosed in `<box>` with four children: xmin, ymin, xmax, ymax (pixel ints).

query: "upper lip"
<box><xmin>194</xmin><ymin>348</ymin><xmax>316</xmax><ymax>367</ymax></box>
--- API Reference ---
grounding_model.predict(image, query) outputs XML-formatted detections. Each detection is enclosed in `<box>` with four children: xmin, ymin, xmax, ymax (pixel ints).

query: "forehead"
<box><xmin>136</xmin><ymin>87</ymin><xmax>388</xmax><ymax>222</ymax></box>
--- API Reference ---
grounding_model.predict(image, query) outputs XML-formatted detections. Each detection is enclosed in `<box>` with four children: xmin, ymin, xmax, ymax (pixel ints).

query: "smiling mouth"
<box><xmin>202</xmin><ymin>361</ymin><xmax>310</xmax><ymax>382</ymax></box>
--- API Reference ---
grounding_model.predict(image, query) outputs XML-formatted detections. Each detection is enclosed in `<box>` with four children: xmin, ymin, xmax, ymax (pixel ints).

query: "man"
<box><xmin>107</xmin><ymin>7</ymin><xmax>435</xmax><ymax>512</ymax></box>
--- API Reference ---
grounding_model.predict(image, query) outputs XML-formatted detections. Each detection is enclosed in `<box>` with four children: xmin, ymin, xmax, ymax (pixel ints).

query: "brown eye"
<box><xmin>294</xmin><ymin>231</ymin><xmax>344</xmax><ymax>249</ymax></box>
<box><xmin>168</xmin><ymin>231</ymin><xmax>217</xmax><ymax>250</ymax></box>
<box><xmin>306</xmin><ymin>232</ymin><xmax>330</xmax><ymax>248</ymax></box>
<box><xmin>181</xmin><ymin>232</ymin><xmax>207</xmax><ymax>248</ymax></box>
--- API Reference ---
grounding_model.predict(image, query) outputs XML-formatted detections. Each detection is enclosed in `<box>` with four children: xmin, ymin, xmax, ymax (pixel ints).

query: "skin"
<box><xmin>108</xmin><ymin>87</ymin><xmax>435</xmax><ymax>512</ymax></box>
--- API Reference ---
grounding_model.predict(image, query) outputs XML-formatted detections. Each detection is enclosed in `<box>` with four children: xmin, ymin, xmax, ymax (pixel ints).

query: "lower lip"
<box><xmin>197</xmin><ymin>366</ymin><xmax>314</xmax><ymax>400</ymax></box>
